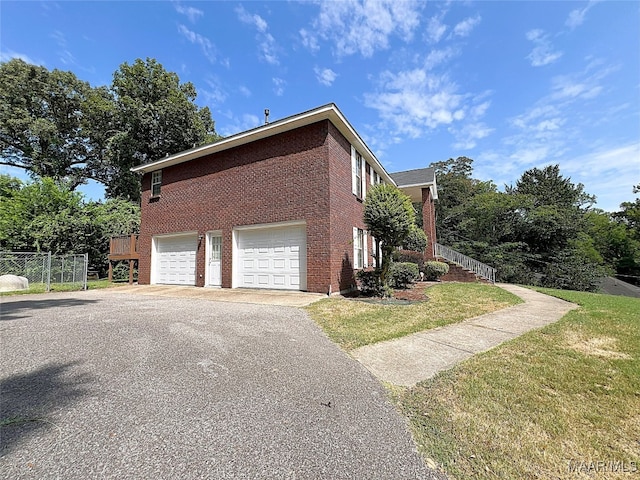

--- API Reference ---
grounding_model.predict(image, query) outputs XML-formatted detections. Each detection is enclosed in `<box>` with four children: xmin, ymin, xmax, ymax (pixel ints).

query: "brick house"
<box><xmin>131</xmin><ymin>103</ymin><xmax>437</xmax><ymax>294</ymax></box>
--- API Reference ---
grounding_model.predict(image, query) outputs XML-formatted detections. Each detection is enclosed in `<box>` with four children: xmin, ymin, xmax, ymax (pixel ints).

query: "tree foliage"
<box><xmin>0</xmin><ymin>175</ymin><xmax>140</xmax><ymax>277</ymax></box>
<box><xmin>363</xmin><ymin>184</ymin><xmax>415</xmax><ymax>286</ymax></box>
<box><xmin>0</xmin><ymin>57</ymin><xmax>219</xmax><ymax>202</ymax></box>
<box><xmin>0</xmin><ymin>59</ymin><xmax>101</xmax><ymax>188</ymax></box>
<box><xmin>430</xmin><ymin>158</ymin><xmax>639</xmax><ymax>291</ymax></box>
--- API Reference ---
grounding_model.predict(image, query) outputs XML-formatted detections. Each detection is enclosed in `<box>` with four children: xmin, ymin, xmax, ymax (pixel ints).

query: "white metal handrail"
<box><xmin>434</xmin><ymin>243</ymin><xmax>496</xmax><ymax>283</ymax></box>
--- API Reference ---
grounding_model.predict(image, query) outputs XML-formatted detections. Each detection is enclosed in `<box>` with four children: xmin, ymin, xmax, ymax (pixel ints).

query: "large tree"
<box><xmin>0</xmin><ymin>58</ymin><xmax>220</xmax><ymax>201</ymax></box>
<box><xmin>0</xmin><ymin>59</ymin><xmax>103</xmax><ymax>188</ymax></box>
<box><xmin>103</xmin><ymin>58</ymin><xmax>219</xmax><ymax>200</ymax></box>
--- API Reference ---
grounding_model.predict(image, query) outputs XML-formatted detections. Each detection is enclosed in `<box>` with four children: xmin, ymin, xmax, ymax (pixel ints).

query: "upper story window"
<box><xmin>351</xmin><ymin>146</ymin><xmax>366</xmax><ymax>199</ymax></box>
<box><xmin>151</xmin><ymin>170</ymin><xmax>162</xmax><ymax>197</ymax></box>
<box><xmin>355</xmin><ymin>153</ymin><xmax>362</xmax><ymax>197</ymax></box>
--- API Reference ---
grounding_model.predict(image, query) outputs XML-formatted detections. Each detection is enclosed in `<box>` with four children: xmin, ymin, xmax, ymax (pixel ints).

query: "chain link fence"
<box><xmin>0</xmin><ymin>252</ymin><xmax>88</xmax><ymax>291</ymax></box>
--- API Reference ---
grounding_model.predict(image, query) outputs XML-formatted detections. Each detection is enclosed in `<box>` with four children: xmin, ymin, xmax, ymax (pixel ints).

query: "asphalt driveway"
<box><xmin>0</xmin><ymin>291</ymin><xmax>442</xmax><ymax>479</ymax></box>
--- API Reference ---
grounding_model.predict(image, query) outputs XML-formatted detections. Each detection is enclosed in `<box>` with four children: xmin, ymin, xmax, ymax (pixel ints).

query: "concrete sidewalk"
<box><xmin>352</xmin><ymin>284</ymin><xmax>578</xmax><ymax>387</ymax></box>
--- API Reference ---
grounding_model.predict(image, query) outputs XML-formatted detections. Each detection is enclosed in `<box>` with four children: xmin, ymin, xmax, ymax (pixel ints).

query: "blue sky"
<box><xmin>1</xmin><ymin>0</ymin><xmax>639</xmax><ymax>212</ymax></box>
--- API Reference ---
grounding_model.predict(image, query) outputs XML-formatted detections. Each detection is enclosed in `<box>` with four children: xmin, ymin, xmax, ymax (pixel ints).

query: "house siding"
<box><xmin>138</xmin><ymin>119</ymin><xmax>365</xmax><ymax>294</ymax></box>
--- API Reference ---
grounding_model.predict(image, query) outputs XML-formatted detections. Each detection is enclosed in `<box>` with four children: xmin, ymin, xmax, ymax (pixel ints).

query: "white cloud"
<box><xmin>299</xmin><ymin>28</ymin><xmax>319</xmax><ymax>51</ymax></box>
<box><xmin>526</xmin><ymin>29</ymin><xmax>563</xmax><ymax>67</ymax></box>
<box><xmin>178</xmin><ymin>24</ymin><xmax>217</xmax><ymax>63</ymax></box>
<box><xmin>218</xmin><ymin>113</ymin><xmax>261</xmax><ymax>137</ymax></box>
<box><xmin>364</xmin><ymin>68</ymin><xmax>464</xmax><ymax>138</ymax></box>
<box><xmin>424</xmin><ymin>46</ymin><xmax>458</xmax><ymax>70</ymax></box>
<box><xmin>174</xmin><ymin>2</ymin><xmax>204</xmax><ymax>23</ymax></box>
<box><xmin>452</xmin><ymin>122</ymin><xmax>494</xmax><ymax>150</ymax></box>
<box><xmin>236</xmin><ymin>6</ymin><xmax>279</xmax><ymax>65</ymax></box>
<box><xmin>272</xmin><ymin>77</ymin><xmax>286</xmax><ymax>96</ymax></box>
<box><xmin>314</xmin><ymin>67</ymin><xmax>338</xmax><ymax>86</ymax></box>
<box><xmin>303</xmin><ymin>0</ymin><xmax>421</xmax><ymax>57</ymax></box>
<box><xmin>201</xmin><ymin>77</ymin><xmax>227</xmax><ymax>105</ymax></box>
<box><xmin>557</xmin><ymin>142</ymin><xmax>640</xmax><ymax>211</ymax></box>
<box><xmin>566</xmin><ymin>1</ymin><xmax>597</xmax><ymax>29</ymax></box>
<box><xmin>236</xmin><ymin>5</ymin><xmax>268</xmax><ymax>32</ymax></box>
<box><xmin>426</xmin><ymin>15</ymin><xmax>447</xmax><ymax>43</ymax></box>
<box><xmin>238</xmin><ymin>85</ymin><xmax>251</xmax><ymax>97</ymax></box>
<box><xmin>453</xmin><ymin>15</ymin><xmax>481</xmax><ymax>37</ymax></box>
<box><xmin>0</xmin><ymin>50</ymin><xmax>40</xmax><ymax>65</ymax></box>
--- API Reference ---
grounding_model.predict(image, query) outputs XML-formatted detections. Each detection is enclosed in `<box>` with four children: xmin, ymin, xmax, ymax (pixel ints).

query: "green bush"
<box><xmin>356</xmin><ymin>270</ymin><xmax>392</xmax><ymax>297</ymax></box>
<box><xmin>388</xmin><ymin>262</ymin><xmax>420</xmax><ymax>289</ymax></box>
<box><xmin>392</xmin><ymin>249</ymin><xmax>425</xmax><ymax>272</ymax></box>
<box><xmin>424</xmin><ymin>261</ymin><xmax>450</xmax><ymax>281</ymax></box>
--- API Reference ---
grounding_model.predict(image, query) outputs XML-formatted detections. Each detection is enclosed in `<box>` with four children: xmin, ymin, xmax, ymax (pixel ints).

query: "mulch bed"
<box><xmin>347</xmin><ymin>281</ymin><xmax>434</xmax><ymax>304</ymax></box>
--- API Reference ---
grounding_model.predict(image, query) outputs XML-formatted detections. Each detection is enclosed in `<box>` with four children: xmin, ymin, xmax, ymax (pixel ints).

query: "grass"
<box><xmin>0</xmin><ymin>279</ymin><xmax>115</xmax><ymax>296</ymax></box>
<box><xmin>305</xmin><ymin>283</ymin><xmax>522</xmax><ymax>351</ymax></box>
<box><xmin>392</xmin><ymin>288</ymin><xmax>640</xmax><ymax>479</ymax></box>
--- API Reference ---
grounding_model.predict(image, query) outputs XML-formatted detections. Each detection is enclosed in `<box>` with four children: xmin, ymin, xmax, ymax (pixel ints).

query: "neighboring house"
<box><xmin>131</xmin><ymin>103</ymin><xmax>438</xmax><ymax>294</ymax></box>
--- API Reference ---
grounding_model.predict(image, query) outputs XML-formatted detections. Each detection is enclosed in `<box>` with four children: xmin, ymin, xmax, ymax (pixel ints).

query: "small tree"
<box><xmin>363</xmin><ymin>184</ymin><xmax>415</xmax><ymax>287</ymax></box>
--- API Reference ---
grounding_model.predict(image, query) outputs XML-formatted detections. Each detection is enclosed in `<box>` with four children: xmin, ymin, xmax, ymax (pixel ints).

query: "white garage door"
<box><xmin>236</xmin><ymin>224</ymin><xmax>307</xmax><ymax>290</ymax></box>
<box><xmin>154</xmin><ymin>234</ymin><xmax>197</xmax><ymax>285</ymax></box>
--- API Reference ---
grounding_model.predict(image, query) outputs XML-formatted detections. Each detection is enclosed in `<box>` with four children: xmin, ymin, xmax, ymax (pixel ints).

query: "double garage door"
<box><xmin>153</xmin><ymin>224</ymin><xmax>307</xmax><ymax>290</ymax></box>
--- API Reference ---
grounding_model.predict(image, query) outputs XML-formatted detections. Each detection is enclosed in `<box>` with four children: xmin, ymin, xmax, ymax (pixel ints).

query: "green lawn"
<box><xmin>393</xmin><ymin>288</ymin><xmax>640</xmax><ymax>479</ymax></box>
<box><xmin>305</xmin><ymin>283</ymin><xmax>522</xmax><ymax>351</ymax></box>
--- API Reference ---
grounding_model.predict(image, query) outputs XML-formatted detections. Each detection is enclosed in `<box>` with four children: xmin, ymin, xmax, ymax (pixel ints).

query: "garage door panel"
<box><xmin>154</xmin><ymin>235</ymin><xmax>197</xmax><ymax>286</ymax></box>
<box><xmin>237</xmin><ymin>225</ymin><xmax>306</xmax><ymax>291</ymax></box>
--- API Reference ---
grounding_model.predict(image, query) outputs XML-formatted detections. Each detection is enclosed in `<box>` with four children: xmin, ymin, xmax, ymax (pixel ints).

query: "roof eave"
<box><xmin>130</xmin><ymin>103</ymin><xmax>396</xmax><ymax>185</ymax></box>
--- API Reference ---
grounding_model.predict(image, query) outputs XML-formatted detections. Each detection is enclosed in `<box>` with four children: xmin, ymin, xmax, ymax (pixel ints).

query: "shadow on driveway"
<box><xmin>0</xmin><ymin>298</ymin><xmax>100</xmax><ymax>321</ymax></box>
<box><xmin>0</xmin><ymin>361</ymin><xmax>94</xmax><ymax>456</ymax></box>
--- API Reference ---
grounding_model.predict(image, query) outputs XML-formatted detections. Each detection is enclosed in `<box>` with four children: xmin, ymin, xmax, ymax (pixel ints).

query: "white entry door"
<box><xmin>208</xmin><ymin>234</ymin><xmax>222</xmax><ymax>287</ymax></box>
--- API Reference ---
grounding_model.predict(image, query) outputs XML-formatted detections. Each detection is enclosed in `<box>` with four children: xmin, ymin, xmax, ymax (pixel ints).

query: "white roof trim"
<box><xmin>130</xmin><ymin>103</ymin><xmax>395</xmax><ymax>186</ymax></box>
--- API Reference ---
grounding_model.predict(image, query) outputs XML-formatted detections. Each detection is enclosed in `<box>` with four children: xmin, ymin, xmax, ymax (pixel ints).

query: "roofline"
<box><xmin>130</xmin><ymin>103</ymin><xmax>396</xmax><ymax>185</ymax></box>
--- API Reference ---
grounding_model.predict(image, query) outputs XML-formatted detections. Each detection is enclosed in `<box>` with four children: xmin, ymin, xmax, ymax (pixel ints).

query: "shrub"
<box><xmin>393</xmin><ymin>249</ymin><xmax>425</xmax><ymax>270</ymax></box>
<box><xmin>356</xmin><ymin>269</ymin><xmax>393</xmax><ymax>297</ymax></box>
<box><xmin>424</xmin><ymin>261</ymin><xmax>449</xmax><ymax>281</ymax></box>
<box><xmin>388</xmin><ymin>262</ymin><xmax>420</xmax><ymax>289</ymax></box>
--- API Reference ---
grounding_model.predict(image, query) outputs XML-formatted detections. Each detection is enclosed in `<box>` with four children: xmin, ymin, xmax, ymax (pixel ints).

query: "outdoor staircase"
<box><xmin>434</xmin><ymin>243</ymin><xmax>496</xmax><ymax>284</ymax></box>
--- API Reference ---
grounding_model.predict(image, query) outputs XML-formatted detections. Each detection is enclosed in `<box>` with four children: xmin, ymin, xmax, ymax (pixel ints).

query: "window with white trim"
<box><xmin>353</xmin><ymin>227</ymin><xmax>364</xmax><ymax>269</ymax></box>
<box><xmin>355</xmin><ymin>153</ymin><xmax>362</xmax><ymax>197</ymax></box>
<box><xmin>151</xmin><ymin>170</ymin><xmax>162</xmax><ymax>197</ymax></box>
<box><xmin>351</xmin><ymin>146</ymin><xmax>366</xmax><ymax>199</ymax></box>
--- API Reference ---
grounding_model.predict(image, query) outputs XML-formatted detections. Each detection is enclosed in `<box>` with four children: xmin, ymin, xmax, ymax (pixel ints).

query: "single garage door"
<box><xmin>154</xmin><ymin>234</ymin><xmax>198</xmax><ymax>285</ymax></box>
<box><xmin>236</xmin><ymin>224</ymin><xmax>307</xmax><ymax>290</ymax></box>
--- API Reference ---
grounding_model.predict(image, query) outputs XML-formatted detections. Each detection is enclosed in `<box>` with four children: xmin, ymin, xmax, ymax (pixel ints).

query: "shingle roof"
<box><xmin>389</xmin><ymin>167</ymin><xmax>435</xmax><ymax>187</ymax></box>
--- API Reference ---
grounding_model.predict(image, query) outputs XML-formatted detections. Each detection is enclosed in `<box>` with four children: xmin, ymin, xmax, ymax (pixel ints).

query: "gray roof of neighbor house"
<box><xmin>389</xmin><ymin>167</ymin><xmax>435</xmax><ymax>187</ymax></box>
<box><xmin>389</xmin><ymin>167</ymin><xmax>438</xmax><ymax>201</ymax></box>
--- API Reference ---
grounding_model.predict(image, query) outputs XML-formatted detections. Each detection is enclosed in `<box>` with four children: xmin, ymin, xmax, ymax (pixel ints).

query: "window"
<box><xmin>355</xmin><ymin>153</ymin><xmax>362</xmax><ymax>197</ymax></box>
<box><xmin>151</xmin><ymin>170</ymin><xmax>162</xmax><ymax>196</ymax></box>
<box><xmin>353</xmin><ymin>227</ymin><xmax>368</xmax><ymax>269</ymax></box>
<box><xmin>351</xmin><ymin>146</ymin><xmax>366</xmax><ymax>199</ymax></box>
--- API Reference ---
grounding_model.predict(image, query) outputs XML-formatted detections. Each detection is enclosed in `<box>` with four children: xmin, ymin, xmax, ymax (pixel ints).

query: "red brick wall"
<box><xmin>326</xmin><ymin>122</ymin><xmax>369</xmax><ymax>293</ymax></box>
<box><xmin>422</xmin><ymin>188</ymin><xmax>437</xmax><ymax>259</ymax></box>
<box><xmin>138</xmin><ymin>119</ymin><xmax>366</xmax><ymax>294</ymax></box>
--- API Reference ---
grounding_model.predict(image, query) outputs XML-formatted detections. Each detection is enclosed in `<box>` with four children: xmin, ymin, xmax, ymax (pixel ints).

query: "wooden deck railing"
<box><xmin>108</xmin><ymin>234</ymin><xmax>139</xmax><ymax>261</ymax></box>
<box><xmin>108</xmin><ymin>234</ymin><xmax>139</xmax><ymax>284</ymax></box>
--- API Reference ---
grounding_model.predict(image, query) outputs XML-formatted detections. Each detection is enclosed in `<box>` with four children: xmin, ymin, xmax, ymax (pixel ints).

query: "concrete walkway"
<box><xmin>352</xmin><ymin>284</ymin><xmax>579</xmax><ymax>387</ymax></box>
